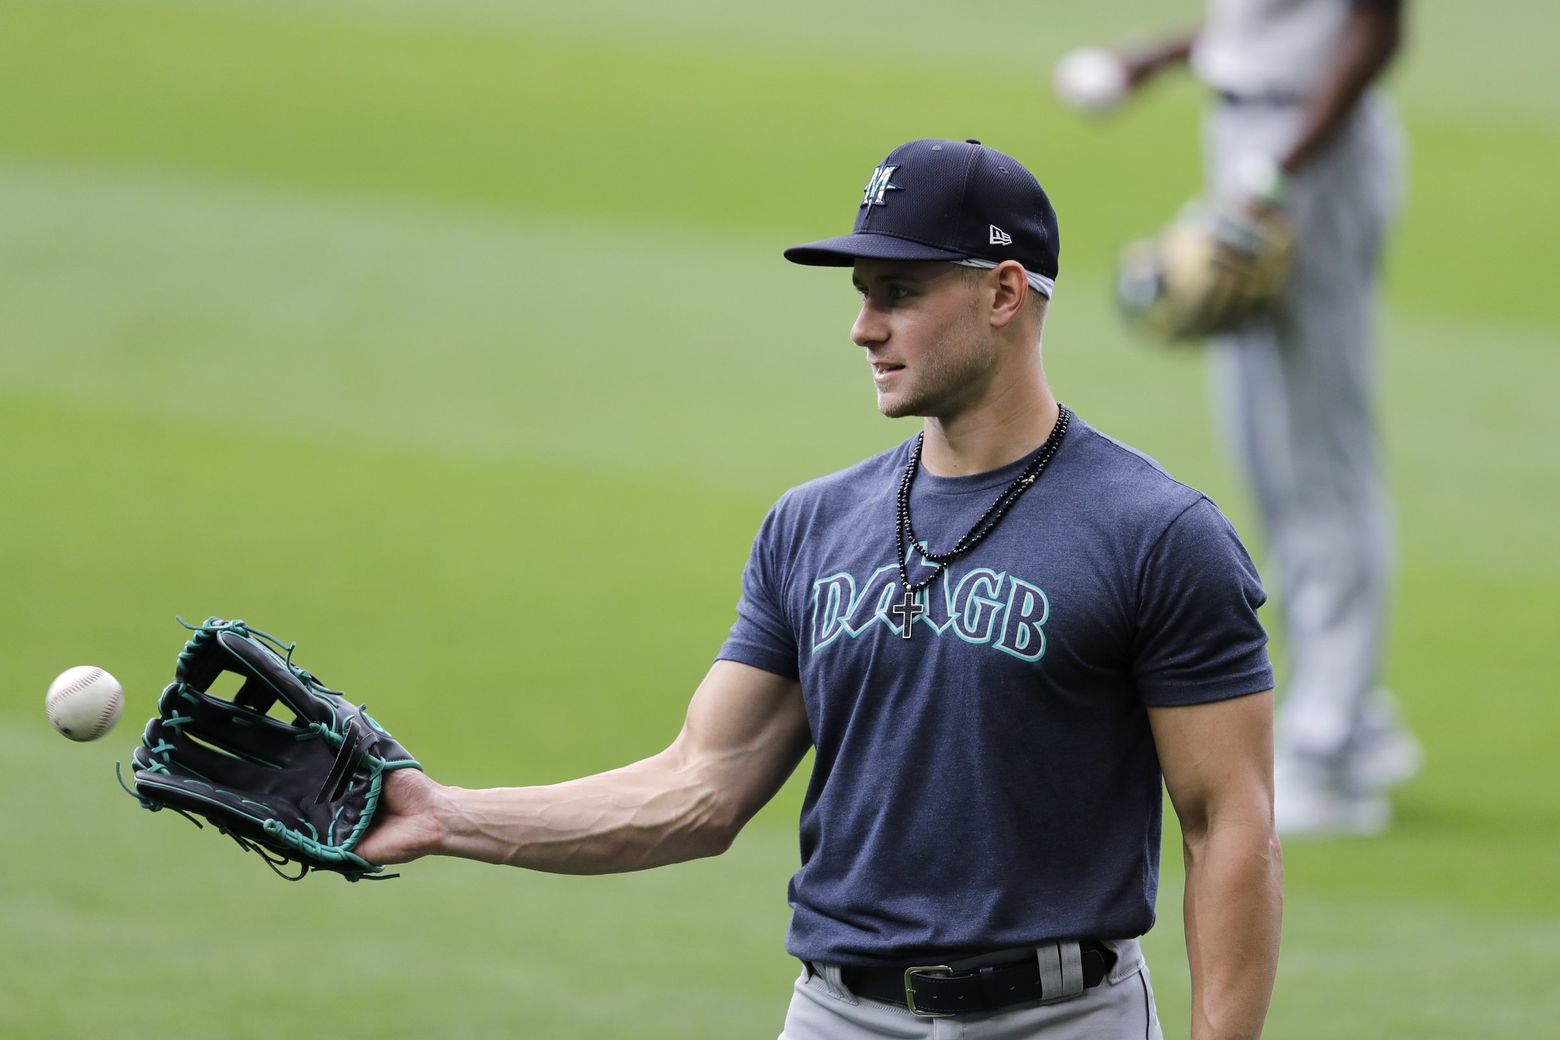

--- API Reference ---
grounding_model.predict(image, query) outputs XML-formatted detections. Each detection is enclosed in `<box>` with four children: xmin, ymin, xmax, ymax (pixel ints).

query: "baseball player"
<box><xmin>1059</xmin><ymin>0</ymin><xmax>1419</xmax><ymax>836</ymax></box>
<box><xmin>360</xmin><ymin>138</ymin><xmax>1282</xmax><ymax>1039</ymax></box>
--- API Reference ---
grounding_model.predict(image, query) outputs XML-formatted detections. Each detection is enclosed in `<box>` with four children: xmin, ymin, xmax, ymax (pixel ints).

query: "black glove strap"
<box><xmin>316</xmin><ymin>717</ymin><xmax>366</xmax><ymax>805</ymax></box>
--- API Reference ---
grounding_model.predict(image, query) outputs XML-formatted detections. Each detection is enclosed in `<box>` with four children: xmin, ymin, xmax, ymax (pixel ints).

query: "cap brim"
<box><xmin>783</xmin><ymin>232</ymin><xmax>968</xmax><ymax>267</ymax></box>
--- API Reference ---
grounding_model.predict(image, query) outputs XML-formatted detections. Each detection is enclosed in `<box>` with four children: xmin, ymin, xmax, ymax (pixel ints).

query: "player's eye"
<box><xmin>855</xmin><ymin>284</ymin><xmax>916</xmax><ymax>306</ymax></box>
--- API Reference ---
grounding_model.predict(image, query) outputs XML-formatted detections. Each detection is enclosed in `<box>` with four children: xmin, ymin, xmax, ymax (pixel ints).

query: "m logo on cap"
<box><xmin>862</xmin><ymin>165</ymin><xmax>902</xmax><ymax>208</ymax></box>
<box><xmin>989</xmin><ymin>225</ymin><xmax>1013</xmax><ymax>246</ymax></box>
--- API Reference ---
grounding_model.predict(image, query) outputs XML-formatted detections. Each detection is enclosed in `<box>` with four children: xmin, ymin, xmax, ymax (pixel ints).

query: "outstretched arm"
<box><xmin>358</xmin><ymin>660</ymin><xmax>810</xmax><ymax>873</ymax></box>
<box><xmin>1150</xmin><ymin>691</ymin><xmax>1283</xmax><ymax>1040</ymax></box>
<box><xmin>1118</xmin><ymin>29</ymin><xmax>1198</xmax><ymax>91</ymax></box>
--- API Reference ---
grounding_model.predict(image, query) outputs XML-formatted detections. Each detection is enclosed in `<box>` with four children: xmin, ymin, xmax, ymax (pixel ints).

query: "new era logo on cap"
<box><xmin>783</xmin><ymin>138</ymin><xmax>1060</xmax><ymax>295</ymax></box>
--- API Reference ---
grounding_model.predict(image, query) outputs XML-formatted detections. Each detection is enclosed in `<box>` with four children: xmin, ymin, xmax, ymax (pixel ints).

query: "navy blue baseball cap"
<box><xmin>784</xmin><ymin>138</ymin><xmax>1060</xmax><ymax>296</ymax></box>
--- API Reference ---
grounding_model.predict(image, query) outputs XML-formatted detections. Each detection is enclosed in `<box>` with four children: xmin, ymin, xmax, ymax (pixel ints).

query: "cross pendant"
<box><xmin>891</xmin><ymin>589</ymin><xmax>926</xmax><ymax>640</ymax></box>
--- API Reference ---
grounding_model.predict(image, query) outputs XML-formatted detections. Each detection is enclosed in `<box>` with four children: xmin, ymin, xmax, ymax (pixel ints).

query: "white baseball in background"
<box><xmin>45</xmin><ymin>666</ymin><xmax>124</xmax><ymax>742</ymax></box>
<box><xmin>1052</xmin><ymin>47</ymin><xmax>1129</xmax><ymax>113</ymax></box>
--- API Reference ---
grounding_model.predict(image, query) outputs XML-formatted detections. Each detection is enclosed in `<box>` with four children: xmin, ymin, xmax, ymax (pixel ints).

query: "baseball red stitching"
<box><xmin>50</xmin><ymin>669</ymin><xmax>118</xmax><ymax>738</ymax></box>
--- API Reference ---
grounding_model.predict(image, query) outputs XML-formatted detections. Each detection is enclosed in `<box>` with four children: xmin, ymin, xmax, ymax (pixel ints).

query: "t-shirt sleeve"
<box><xmin>716</xmin><ymin>500</ymin><xmax>801</xmax><ymax>679</ymax></box>
<box><xmin>1132</xmin><ymin>497</ymin><xmax>1274</xmax><ymax>706</ymax></box>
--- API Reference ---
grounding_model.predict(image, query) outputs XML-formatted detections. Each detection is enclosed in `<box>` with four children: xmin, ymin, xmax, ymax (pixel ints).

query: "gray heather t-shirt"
<box><xmin>718</xmin><ymin>415</ymin><xmax>1273</xmax><ymax>966</ymax></box>
<box><xmin>1193</xmin><ymin>0</ymin><xmax>1349</xmax><ymax>97</ymax></box>
<box><xmin>1192</xmin><ymin>0</ymin><xmax>1399</xmax><ymax>98</ymax></box>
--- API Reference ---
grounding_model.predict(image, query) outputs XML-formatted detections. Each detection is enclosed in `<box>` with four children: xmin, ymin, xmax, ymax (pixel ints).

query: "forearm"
<box><xmin>1182</xmin><ymin>820</ymin><xmax>1284</xmax><ymax>1040</ymax></box>
<box><xmin>358</xmin><ymin>663</ymin><xmax>810</xmax><ymax>872</ymax></box>
<box><xmin>1120</xmin><ymin>28</ymin><xmax>1198</xmax><ymax>89</ymax></box>
<box><xmin>423</xmin><ymin>751</ymin><xmax>743</xmax><ymax>874</ymax></box>
<box><xmin>1280</xmin><ymin>4</ymin><xmax>1403</xmax><ymax>172</ymax></box>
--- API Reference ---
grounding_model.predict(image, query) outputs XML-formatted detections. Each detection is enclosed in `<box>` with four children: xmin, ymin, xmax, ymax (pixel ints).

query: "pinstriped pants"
<box><xmin>778</xmin><ymin>939</ymin><xmax>1163</xmax><ymax>1040</ymax></box>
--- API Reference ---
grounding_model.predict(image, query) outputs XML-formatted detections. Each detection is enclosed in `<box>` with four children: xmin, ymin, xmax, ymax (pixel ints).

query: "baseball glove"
<box><xmin>1115</xmin><ymin>197</ymin><xmax>1295</xmax><ymax>341</ymax></box>
<box><xmin>121</xmin><ymin>617</ymin><xmax>420</xmax><ymax>881</ymax></box>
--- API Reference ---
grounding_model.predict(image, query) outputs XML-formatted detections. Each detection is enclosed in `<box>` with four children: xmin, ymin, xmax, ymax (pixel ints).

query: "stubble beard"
<box><xmin>877</xmin><ymin>310</ymin><xmax>997</xmax><ymax>421</ymax></box>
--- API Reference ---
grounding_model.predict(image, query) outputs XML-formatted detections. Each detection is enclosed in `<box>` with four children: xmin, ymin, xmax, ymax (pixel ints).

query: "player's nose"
<box><xmin>851</xmin><ymin>302</ymin><xmax>887</xmax><ymax>348</ymax></box>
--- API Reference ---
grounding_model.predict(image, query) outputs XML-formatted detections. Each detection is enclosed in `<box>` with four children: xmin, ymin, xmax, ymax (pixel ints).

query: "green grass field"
<box><xmin>2</xmin><ymin>1</ymin><xmax>1557</xmax><ymax>1036</ymax></box>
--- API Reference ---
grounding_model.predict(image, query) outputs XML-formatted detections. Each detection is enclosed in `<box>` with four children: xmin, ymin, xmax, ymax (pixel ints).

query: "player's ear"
<box><xmin>989</xmin><ymin>261</ymin><xmax>1029</xmax><ymax>329</ymax></box>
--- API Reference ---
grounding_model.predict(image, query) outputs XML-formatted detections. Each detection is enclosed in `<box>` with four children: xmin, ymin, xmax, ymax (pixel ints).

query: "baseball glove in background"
<box><xmin>1115</xmin><ymin>198</ymin><xmax>1295</xmax><ymax>341</ymax></box>
<box><xmin>122</xmin><ymin>617</ymin><xmax>420</xmax><ymax>881</ymax></box>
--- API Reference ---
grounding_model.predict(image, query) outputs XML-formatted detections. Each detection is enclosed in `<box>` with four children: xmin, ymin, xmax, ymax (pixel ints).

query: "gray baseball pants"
<box><xmin>1205</xmin><ymin>91</ymin><xmax>1406</xmax><ymax>762</ymax></box>
<box><xmin>778</xmin><ymin>939</ymin><xmax>1162</xmax><ymax>1040</ymax></box>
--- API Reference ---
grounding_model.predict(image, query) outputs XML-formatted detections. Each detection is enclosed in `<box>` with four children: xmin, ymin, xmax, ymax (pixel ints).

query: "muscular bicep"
<box><xmin>666</xmin><ymin>660</ymin><xmax>811</xmax><ymax>830</ymax></box>
<box><xmin>1149</xmin><ymin>691</ymin><xmax>1275</xmax><ymax>838</ymax></box>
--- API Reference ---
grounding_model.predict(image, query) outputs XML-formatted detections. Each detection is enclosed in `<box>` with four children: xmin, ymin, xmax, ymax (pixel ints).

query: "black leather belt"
<box><xmin>1217</xmin><ymin>89</ymin><xmax>1305</xmax><ymax>107</ymax></box>
<box><xmin>836</xmin><ymin>940</ymin><xmax>1116</xmax><ymax>1018</ymax></box>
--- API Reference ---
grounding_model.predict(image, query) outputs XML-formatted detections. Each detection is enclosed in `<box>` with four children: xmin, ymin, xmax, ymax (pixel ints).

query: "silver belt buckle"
<box><xmin>903</xmin><ymin>964</ymin><xmax>957</xmax><ymax>1018</ymax></box>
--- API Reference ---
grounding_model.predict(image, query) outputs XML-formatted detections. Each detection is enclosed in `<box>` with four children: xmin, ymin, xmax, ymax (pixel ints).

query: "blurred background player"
<box><xmin>1055</xmin><ymin>0</ymin><xmax>1420</xmax><ymax>836</ymax></box>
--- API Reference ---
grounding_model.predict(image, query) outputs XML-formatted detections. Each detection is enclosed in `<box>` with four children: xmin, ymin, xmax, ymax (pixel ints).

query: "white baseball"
<box><xmin>1053</xmin><ymin>47</ymin><xmax>1129</xmax><ymax>113</ymax></box>
<box><xmin>46</xmin><ymin>666</ymin><xmax>124</xmax><ymax>742</ymax></box>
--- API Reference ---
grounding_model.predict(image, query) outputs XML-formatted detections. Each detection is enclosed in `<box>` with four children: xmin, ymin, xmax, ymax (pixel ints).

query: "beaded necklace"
<box><xmin>891</xmin><ymin>405</ymin><xmax>1072</xmax><ymax>639</ymax></box>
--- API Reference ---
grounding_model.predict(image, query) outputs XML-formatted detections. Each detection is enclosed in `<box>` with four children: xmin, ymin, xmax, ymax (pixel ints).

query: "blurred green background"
<box><xmin>2</xmin><ymin>1</ymin><xmax>1556</xmax><ymax>1036</ymax></box>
